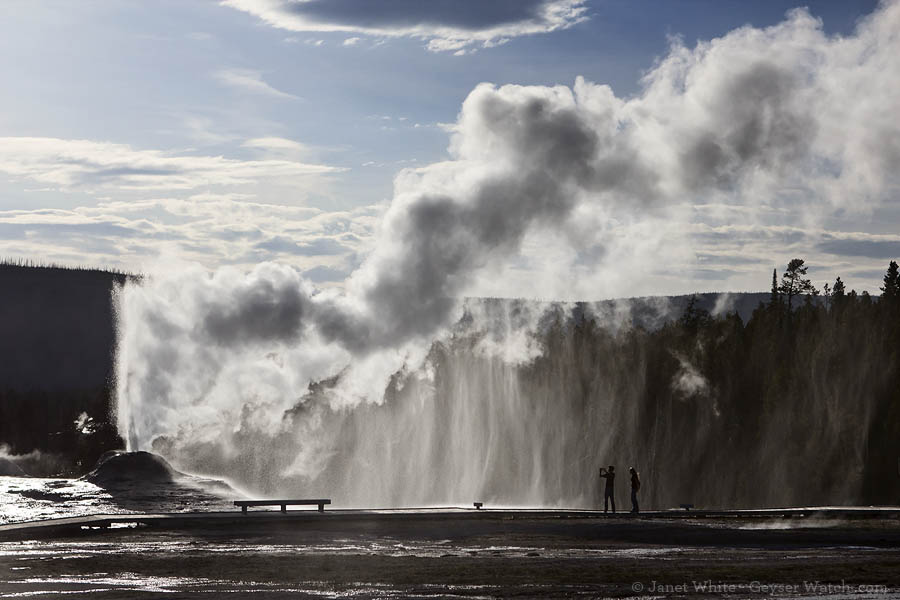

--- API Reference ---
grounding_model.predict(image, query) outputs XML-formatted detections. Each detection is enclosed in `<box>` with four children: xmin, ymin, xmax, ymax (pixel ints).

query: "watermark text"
<box><xmin>630</xmin><ymin>580</ymin><xmax>889</xmax><ymax>595</ymax></box>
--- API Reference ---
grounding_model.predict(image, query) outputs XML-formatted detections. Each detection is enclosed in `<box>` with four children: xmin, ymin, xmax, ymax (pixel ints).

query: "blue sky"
<box><xmin>0</xmin><ymin>0</ymin><xmax>896</xmax><ymax>297</ymax></box>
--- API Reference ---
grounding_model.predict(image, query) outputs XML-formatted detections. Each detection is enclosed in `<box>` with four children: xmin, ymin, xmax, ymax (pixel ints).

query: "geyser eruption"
<box><xmin>116</xmin><ymin>3</ymin><xmax>900</xmax><ymax>506</ymax></box>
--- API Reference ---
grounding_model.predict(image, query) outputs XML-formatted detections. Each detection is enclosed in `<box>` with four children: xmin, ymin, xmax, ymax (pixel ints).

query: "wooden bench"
<box><xmin>234</xmin><ymin>499</ymin><xmax>331</xmax><ymax>514</ymax></box>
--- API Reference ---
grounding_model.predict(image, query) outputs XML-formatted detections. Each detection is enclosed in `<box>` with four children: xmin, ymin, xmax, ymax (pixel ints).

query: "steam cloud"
<box><xmin>117</xmin><ymin>3</ymin><xmax>900</xmax><ymax>495</ymax></box>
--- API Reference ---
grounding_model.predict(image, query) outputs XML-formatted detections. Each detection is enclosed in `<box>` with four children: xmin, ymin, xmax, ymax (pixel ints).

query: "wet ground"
<box><xmin>2</xmin><ymin>475</ymin><xmax>900</xmax><ymax>598</ymax></box>
<box><xmin>1</xmin><ymin>512</ymin><xmax>899</xmax><ymax>598</ymax></box>
<box><xmin>0</xmin><ymin>473</ymin><xmax>234</xmax><ymax>525</ymax></box>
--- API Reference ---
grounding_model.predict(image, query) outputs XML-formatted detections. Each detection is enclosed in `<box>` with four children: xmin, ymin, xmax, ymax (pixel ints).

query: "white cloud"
<box><xmin>342</xmin><ymin>37</ymin><xmax>360</xmax><ymax>46</ymax></box>
<box><xmin>0</xmin><ymin>196</ymin><xmax>382</xmax><ymax>273</ymax></box>
<box><xmin>213</xmin><ymin>68</ymin><xmax>299</xmax><ymax>99</ymax></box>
<box><xmin>0</xmin><ymin>137</ymin><xmax>342</xmax><ymax>192</ymax></box>
<box><xmin>221</xmin><ymin>0</ymin><xmax>588</xmax><ymax>53</ymax></box>
<box><xmin>241</xmin><ymin>136</ymin><xmax>312</xmax><ymax>157</ymax></box>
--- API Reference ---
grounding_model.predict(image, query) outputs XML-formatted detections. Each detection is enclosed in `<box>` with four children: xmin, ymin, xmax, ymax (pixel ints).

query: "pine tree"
<box><xmin>680</xmin><ymin>294</ymin><xmax>711</xmax><ymax>333</ymax></box>
<box><xmin>778</xmin><ymin>258</ymin><xmax>818</xmax><ymax>313</ymax></box>
<box><xmin>833</xmin><ymin>277</ymin><xmax>845</xmax><ymax>298</ymax></box>
<box><xmin>881</xmin><ymin>260</ymin><xmax>899</xmax><ymax>300</ymax></box>
<box><xmin>831</xmin><ymin>277</ymin><xmax>846</xmax><ymax>312</ymax></box>
<box><xmin>770</xmin><ymin>268</ymin><xmax>780</xmax><ymax>306</ymax></box>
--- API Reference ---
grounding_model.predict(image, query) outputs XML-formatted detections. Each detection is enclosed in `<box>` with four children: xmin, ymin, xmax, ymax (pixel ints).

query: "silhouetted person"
<box><xmin>599</xmin><ymin>465</ymin><xmax>615</xmax><ymax>513</ymax></box>
<box><xmin>629</xmin><ymin>466</ymin><xmax>640</xmax><ymax>513</ymax></box>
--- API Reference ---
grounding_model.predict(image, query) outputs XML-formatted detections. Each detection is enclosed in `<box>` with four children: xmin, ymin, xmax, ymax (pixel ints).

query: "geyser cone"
<box><xmin>83</xmin><ymin>450</ymin><xmax>180</xmax><ymax>487</ymax></box>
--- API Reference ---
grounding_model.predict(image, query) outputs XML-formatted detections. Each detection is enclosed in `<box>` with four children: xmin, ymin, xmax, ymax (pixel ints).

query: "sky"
<box><xmin>1</xmin><ymin>0</ymin><xmax>897</xmax><ymax>298</ymax></box>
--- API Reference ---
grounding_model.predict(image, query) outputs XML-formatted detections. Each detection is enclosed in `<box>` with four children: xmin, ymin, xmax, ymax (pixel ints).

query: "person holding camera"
<box><xmin>599</xmin><ymin>465</ymin><xmax>615</xmax><ymax>513</ymax></box>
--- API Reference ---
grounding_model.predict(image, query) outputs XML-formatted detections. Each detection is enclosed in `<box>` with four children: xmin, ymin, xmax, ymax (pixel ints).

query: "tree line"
<box><xmin>516</xmin><ymin>259</ymin><xmax>900</xmax><ymax>507</ymax></box>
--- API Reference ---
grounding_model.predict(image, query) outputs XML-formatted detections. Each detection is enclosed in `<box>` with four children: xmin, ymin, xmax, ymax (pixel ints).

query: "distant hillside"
<box><xmin>471</xmin><ymin>292</ymin><xmax>772</xmax><ymax>333</ymax></box>
<box><xmin>0</xmin><ymin>263</ymin><xmax>129</xmax><ymax>471</ymax></box>
<box><xmin>581</xmin><ymin>292</ymin><xmax>771</xmax><ymax>327</ymax></box>
<box><xmin>0</xmin><ymin>263</ymin><xmax>128</xmax><ymax>391</ymax></box>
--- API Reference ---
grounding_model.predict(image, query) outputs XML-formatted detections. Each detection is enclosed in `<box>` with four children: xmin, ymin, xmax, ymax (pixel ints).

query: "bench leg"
<box><xmin>281</xmin><ymin>504</ymin><xmax>286</xmax><ymax>513</ymax></box>
<box><xmin>318</xmin><ymin>503</ymin><xmax>324</xmax><ymax>512</ymax></box>
<box><xmin>242</xmin><ymin>506</ymin><xmax>247</xmax><ymax>514</ymax></box>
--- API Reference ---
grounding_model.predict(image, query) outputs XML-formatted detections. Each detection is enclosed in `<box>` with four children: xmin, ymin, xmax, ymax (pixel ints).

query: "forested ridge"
<box><xmin>0</xmin><ymin>261</ymin><xmax>126</xmax><ymax>473</ymax></box>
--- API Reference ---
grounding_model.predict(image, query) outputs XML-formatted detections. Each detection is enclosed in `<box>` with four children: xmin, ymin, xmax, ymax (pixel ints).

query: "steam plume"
<box><xmin>117</xmin><ymin>2</ymin><xmax>900</xmax><ymax>499</ymax></box>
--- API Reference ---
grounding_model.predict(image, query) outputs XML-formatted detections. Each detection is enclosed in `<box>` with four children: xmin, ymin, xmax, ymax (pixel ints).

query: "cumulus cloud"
<box><xmin>118</xmin><ymin>2</ymin><xmax>900</xmax><ymax>472</ymax></box>
<box><xmin>213</xmin><ymin>68</ymin><xmax>299</xmax><ymax>99</ymax></box>
<box><xmin>222</xmin><ymin>0</ymin><xmax>588</xmax><ymax>52</ymax></box>
<box><xmin>0</xmin><ymin>137</ymin><xmax>341</xmax><ymax>192</ymax></box>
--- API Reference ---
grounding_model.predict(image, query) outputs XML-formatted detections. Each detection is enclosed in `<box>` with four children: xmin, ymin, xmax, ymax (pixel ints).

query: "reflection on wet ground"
<box><xmin>0</xmin><ymin>529</ymin><xmax>685</xmax><ymax>597</ymax></box>
<box><xmin>0</xmin><ymin>477</ymin><xmax>123</xmax><ymax>524</ymax></box>
<box><xmin>0</xmin><ymin>476</ymin><xmax>234</xmax><ymax>525</ymax></box>
<box><xmin>0</xmin><ymin>535</ymin><xmax>688</xmax><ymax>560</ymax></box>
<box><xmin>1</xmin><ymin>527</ymin><xmax>898</xmax><ymax>598</ymax></box>
<box><xmin>0</xmin><ymin>573</ymin><xmax>507</xmax><ymax>599</ymax></box>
